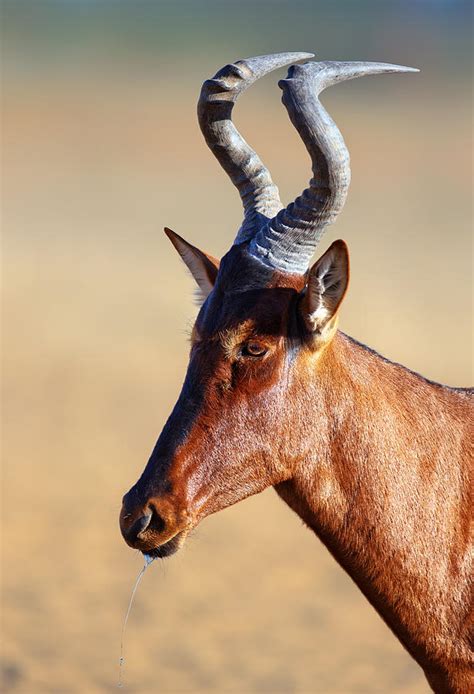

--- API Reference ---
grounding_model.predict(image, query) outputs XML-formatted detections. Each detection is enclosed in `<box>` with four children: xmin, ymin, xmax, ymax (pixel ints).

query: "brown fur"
<box><xmin>120</xmin><ymin>244</ymin><xmax>473</xmax><ymax>693</ymax></box>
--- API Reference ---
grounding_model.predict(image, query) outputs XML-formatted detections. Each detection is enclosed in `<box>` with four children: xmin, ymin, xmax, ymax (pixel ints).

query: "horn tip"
<box><xmin>363</xmin><ymin>62</ymin><xmax>420</xmax><ymax>75</ymax></box>
<box><xmin>387</xmin><ymin>64</ymin><xmax>420</xmax><ymax>73</ymax></box>
<box><xmin>282</xmin><ymin>51</ymin><xmax>315</xmax><ymax>64</ymax></box>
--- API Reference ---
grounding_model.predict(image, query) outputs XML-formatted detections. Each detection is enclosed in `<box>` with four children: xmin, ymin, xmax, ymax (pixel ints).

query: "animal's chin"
<box><xmin>143</xmin><ymin>530</ymin><xmax>187</xmax><ymax>559</ymax></box>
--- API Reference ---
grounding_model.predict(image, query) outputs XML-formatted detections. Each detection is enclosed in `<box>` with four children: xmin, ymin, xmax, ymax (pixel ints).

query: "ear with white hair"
<box><xmin>300</xmin><ymin>240</ymin><xmax>349</xmax><ymax>334</ymax></box>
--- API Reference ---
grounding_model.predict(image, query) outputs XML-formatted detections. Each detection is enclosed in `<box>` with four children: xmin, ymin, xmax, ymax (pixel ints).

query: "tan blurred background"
<box><xmin>1</xmin><ymin>1</ymin><xmax>472</xmax><ymax>692</ymax></box>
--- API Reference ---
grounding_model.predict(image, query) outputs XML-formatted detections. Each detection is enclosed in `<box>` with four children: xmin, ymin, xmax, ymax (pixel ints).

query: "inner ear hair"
<box><xmin>301</xmin><ymin>239</ymin><xmax>350</xmax><ymax>334</ymax></box>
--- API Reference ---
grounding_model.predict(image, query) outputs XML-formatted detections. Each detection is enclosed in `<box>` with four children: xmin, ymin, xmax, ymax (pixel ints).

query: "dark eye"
<box><xmin>242</xmin><ymin>341</ymin><xmax>268</xmax><ymax>358</ymax></box>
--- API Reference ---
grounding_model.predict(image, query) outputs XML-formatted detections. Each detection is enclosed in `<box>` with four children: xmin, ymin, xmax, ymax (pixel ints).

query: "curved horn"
<box><xmin>198</xmin><ymin>52</ymin><xmax>314</xmax><ymax>243</ymax></box>
<box><xmin>248</xmin><ymin>61</ymin><xmax>419</xmax><ymax>274</ymax></box>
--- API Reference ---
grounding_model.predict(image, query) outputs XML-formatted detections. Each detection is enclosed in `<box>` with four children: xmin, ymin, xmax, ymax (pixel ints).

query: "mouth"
<box><xmin>143</xmin><ymin>529</ymin><xmax>187</xmax><ymax>559</ymax></box>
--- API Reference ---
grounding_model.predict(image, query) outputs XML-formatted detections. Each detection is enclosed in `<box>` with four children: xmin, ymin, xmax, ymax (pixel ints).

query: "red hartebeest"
<box><xmin>120</xmin><ymin>54</ymin><xmax>473</xmax><ymax>693</ymax></box>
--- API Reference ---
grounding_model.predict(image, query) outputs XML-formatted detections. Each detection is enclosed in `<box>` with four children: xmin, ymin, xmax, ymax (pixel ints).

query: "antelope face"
<box><xmin>119</xmin><ymin>52</ymin><xmax>415</xmax><ymax>557</ymax></box>
<box><xmin>120</xmin><ymin>240</ymin><xmax>349</xmax><ymax>557</ymax></box>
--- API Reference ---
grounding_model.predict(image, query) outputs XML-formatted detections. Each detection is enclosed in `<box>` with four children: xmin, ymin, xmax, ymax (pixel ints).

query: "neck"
<box><xmin>276</xmin><ymin>331</ymin><xmax>473</xmax><ymax>691</ymax></box>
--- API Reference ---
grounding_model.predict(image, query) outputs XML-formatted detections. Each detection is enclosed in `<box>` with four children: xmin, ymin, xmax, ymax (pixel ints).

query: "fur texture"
<box><xmin>121</xmin><ymin>243</ymin><xmax>473</xmax><ymax>694</ymax></box>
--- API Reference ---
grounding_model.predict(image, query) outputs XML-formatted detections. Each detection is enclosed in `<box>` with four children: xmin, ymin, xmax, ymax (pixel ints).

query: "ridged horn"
<box><xmin>198</xmin><ymin>52</ymin><xmax>314</xmax><ymax>243</ymax></box>
<box><xmin>248</xmin><ymin>61</ymin><xmax>419</xmax><ymax>274</ymax></box>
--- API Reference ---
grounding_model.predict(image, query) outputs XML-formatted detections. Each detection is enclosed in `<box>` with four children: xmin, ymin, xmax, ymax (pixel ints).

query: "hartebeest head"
<box><xmin>120</xmin><ymin>53</ymin><xmax>417</xmax><ymax>558</ymax></box>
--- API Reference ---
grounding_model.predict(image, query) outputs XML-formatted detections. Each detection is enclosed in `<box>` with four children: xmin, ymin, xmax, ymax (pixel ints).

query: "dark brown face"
<box><xmin>119</xmin><ymin>247</ymin><xmax>308</xmax><ymax>558</ymax></box>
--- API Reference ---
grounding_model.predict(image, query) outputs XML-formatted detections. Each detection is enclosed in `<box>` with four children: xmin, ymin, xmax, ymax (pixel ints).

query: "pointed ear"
<box><xmin>164</xmin><ymin>227</ymin><xmax>220</xmax><ymax>301</ymax></box>
<box><xmin>300</xmin><ymin>240</ymin><xmax>350</xmax><ymax>334</ymax></box>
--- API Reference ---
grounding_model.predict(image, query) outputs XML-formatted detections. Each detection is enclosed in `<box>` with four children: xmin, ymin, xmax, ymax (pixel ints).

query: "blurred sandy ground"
<box><xmin>1</xmin><ymin>1</ymin><xmax>472</xmax><ymax>692</ymax></box>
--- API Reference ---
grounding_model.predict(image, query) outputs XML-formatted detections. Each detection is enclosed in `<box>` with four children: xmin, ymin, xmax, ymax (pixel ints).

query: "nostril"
<box><xmin>147</xmin><ymin>505</ymin><xmax>166</xmax><ymax>534</ymax></box>
<box><xmin>121</xmin><ymin>500</ymin><xmax>168</xmax><ymax>546</ymax></box>
<box><xmin>125</xmin><ymin>506</ymin><xmax>167</xmax><ymax>544</ymax></box>
<box><xmin>128</xmin><ymin>512</ymin><xmax>152</xmax><ymax>541</ymax></box>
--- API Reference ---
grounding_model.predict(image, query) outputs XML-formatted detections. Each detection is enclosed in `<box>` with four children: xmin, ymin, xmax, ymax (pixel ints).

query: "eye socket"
<box><xmin>241</xmin><ymin>341</ymin><xmax>268</xmax><ymax>358</ymax></box>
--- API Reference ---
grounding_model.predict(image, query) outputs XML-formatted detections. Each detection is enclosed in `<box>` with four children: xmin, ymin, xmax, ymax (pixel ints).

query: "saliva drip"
<box><xmin>118</xmin><ymin>554</ymin><xmax>156</xmax><ymax>688</ymax></box>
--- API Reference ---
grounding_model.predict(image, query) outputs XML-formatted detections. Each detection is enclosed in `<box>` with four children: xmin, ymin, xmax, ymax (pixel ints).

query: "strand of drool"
<box><xmin>118</xmin><ymin>554</ymin><xmax>155</xmax><ymax>688</ymax></box>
